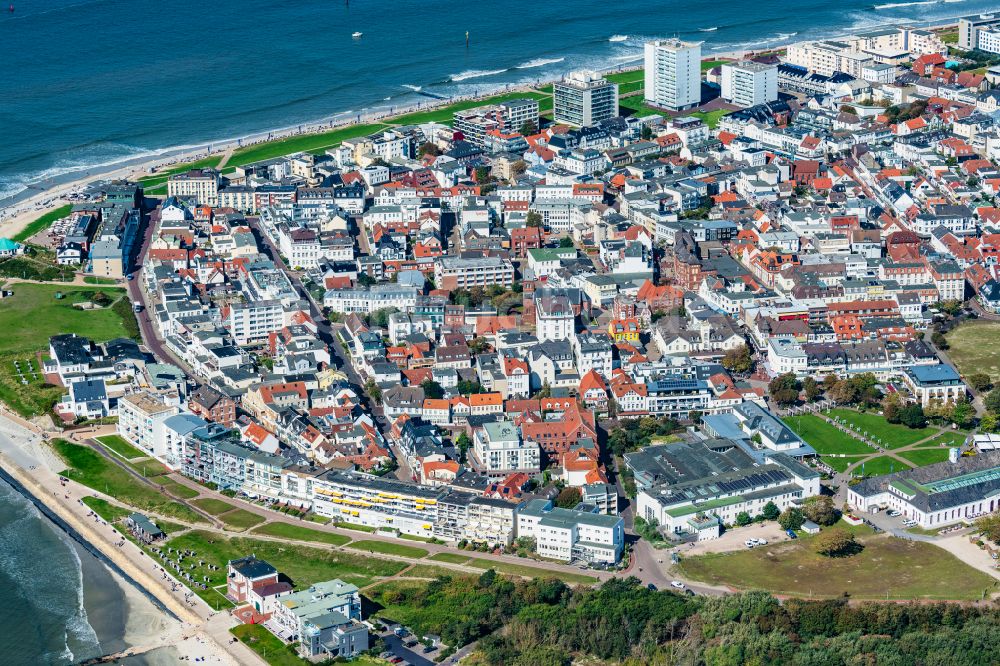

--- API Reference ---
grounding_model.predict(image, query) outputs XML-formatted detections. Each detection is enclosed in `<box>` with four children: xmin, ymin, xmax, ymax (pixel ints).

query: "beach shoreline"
<box><xmin>0</xmin><ymin>415</ymin><xmax>263</xmax><ymax>666</ymax></box>
<box><xmin>0</xmin><ymin>16</ymin><xmax>960</xmax><ymax>240</ymax></box>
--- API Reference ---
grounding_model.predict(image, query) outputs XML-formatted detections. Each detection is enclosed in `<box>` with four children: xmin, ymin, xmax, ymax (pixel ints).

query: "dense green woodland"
<box><xmin>370</xmin><ymin>573</ymin><xmax>1000</xmax><ymax>665</ymax></box>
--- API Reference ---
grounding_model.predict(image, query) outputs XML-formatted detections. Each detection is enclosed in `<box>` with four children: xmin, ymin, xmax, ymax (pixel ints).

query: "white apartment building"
<box><xmin>472</xmin><ymin>420</ymin><xmax>540</xmax><ymax>478</ymax></box>
<box><xmin>553</xmin><ymin>70</ymin><xmax>619</xmax><ymax>127</ymax></box>
<box><xmin>721</xmin><ymin>61</ymin><xmax>778</xmax><ymax>108</ymax></box>
<box><xmin>226</xmin><ymin>299</ymin><xmax>284</xmax><ymax>346</ymax></box>
<box><xmin>167</xmin><ymin>169</ymin><xmax>221</xmax><ymax>206</ymax></box>
<box><xmin>434</xmin><ymin>256</ymin><xmax>514</xmax><ymax>290</ymax></box>
<box><xmin>644</xmin><ymin>39</ymin><xmax>702</xmax><ymax>111</ymax></box>
<box><xmin>785</xmin><ymin>40</ymin><xmax>847</xmax><ymax>77</ymax></box>
<box><xmin>117</xmin><ymin>391</ymin><xmax>179</xmax><ymax>457</ymax></box>
<box><xmin>535</xmin><ymin>295</ymin><xmax>576</xmax><ymax>342</ymax></box>
<box><xmin>516</xmin><ymin>498</ymin><xmax>624</xmax><ymax>564</ymax></box>
<box><xmin>323</xmin><ymin>285</ymin><xmax>419</xmax><ymax>315</ymax></box>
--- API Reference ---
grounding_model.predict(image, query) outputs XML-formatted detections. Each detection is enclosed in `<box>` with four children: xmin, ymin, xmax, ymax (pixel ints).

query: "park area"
<box><xmin>945</xmin><ymin>321</ymin><xmax>1000</xmax><ymax>382</ymax></box>
<box><xmin>677</xmin><ymin>525</ymin><xmax>997</xmax><ymax>600</ymax></box>
<box><xmin>784</xmin><ymin>409</ymin><xmax>958</xmax><ymax>476</ymax></box>
<box><xmin>0</xmin><ymin>283</ymin><xmax>138</xmax><ymax>417</ymax></box>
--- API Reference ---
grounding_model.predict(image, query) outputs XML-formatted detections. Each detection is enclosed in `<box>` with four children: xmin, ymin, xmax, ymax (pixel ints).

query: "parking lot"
<box><xmin>678</xmin><ymin>521</ymin><xmax>790</xmax><ymax>556</ymax></box>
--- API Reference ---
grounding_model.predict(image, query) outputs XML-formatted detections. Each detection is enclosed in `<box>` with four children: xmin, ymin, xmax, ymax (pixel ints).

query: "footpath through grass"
<box><xmin>678</xmin><ymin>529</ymin><xmax>996</xmax><ymax>600</ymax></box>
<box><xmin>251</xmin><ymin>522</ymin><xmax>351</xmax><ymax>546</ymax></box>
<box><xmin>52</xmin><ymin>439</ymin><xmax>206</xmax><ymax>524</ymax></box>
<box><xmin>95</xmin><ymin>434</ymin><xmax>145</xmax><ymax>460</ymax></box>
<box><xmin>346</xmin><ymin>539</ymin><xmax>429</xmax><ymax>559</ymax></box>
<box><xmin>164</xmin><ymin>529</ymin><xmax>407</xmax><ymax>592</ymax></box>
<box><xmin>428</xmin><ymin>552</ymin><xmax>471</xmax><ymax>564</ymax></box>
<box><xmin>466</xmin><ymin>558</ymin><xmax>598</xmax><ymax>584</ymax></box>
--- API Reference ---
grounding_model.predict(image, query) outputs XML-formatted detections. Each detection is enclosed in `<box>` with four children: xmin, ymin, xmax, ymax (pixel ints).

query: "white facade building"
<box><xmin>644</xmin><ymin>39</ymin><xmax>702</xmax><ymax>111</ymax></box>
<box><xmin>721</xmin><ymin>61</ymin><xmax>778</xmax><ymax>108</ymax></box>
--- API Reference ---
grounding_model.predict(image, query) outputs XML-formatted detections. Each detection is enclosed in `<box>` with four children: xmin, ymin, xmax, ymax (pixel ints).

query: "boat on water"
<box><xmin>352</xmin><ymin>31</ymin><xmax>363</xmax><ymax>38</ymax></box>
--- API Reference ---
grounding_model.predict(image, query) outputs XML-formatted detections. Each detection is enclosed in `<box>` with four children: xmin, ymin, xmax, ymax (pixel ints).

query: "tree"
<box><xmin>364</xmin><ymin>378</ymin><xmax>382</xmax><ymax>405</ymax></box>
<box><xmin>949</xmin><ymin>399</ymin><xmax>974</xmax><ymax>428</ymax></box>
<box><xmin>418</xmin><ymin>141</ymin><xmax>440</xmax><ymax>157</ymax></box>
<box><xmin>814</xmin><ymin>528</ymin><xmax>858</xmax><ymax>557</ymax></box>
<box><xmin>474</xmin><ymin>166</ymin><xmax>492</xmax><ymax>185</ymax></box>
<box><xmin>556</xmin><ymin>487</ymin><xmax>582</xmax><ymax>509</ymax></box>
<box><xmin>641</xmin><ymin>124</ymin><xmax>653</xmax><ymax>140</ymax></box>
<box><xmin>882</xmin><ymin>392</ymin><xmax>904</xmax><ymax>424</ymax></box>
<box><xmin>840</xmin><ymin>104</ymin><xmax>858</xmax><ymax>115</ymax></box>
<box><xmin>768</xmin><ymin>373</ymin><xmax>801</xmax><ymax>406</ymax></box>
<box><xmin>898</xmin><ymin>403</ymin><xmax>927</xmax><ymax>429</ymax></box>
<box><xmin>520</xmin><ymin>119</ymin><xmax>538</xmax><ymax>136</ymax></box>
<box><xmin>802</xmin><ymin>495</ymin><xmax>838</xmax><ymax>526</ymax></box>
<box><xmin>735</xmin><ymin>511</ymin><xmax>752</xmax><ymax>526</ymax></box>
<box><xmin>511</xmin><ymin>159</ymin><xmax>528</xmax><ymax>178</ymax></box>
<box><xmin>778</xmin><ymin>507</ymin><xmax>806</xmax><ymax>532</ymax></box>
<box><xmin>968</xmin><ymin>373</ymin><xmax>994</xmax><ymax>393</ymax></box>
<box><xmin>421</xmin><ymin>379</ymin><xmax>444</xmax><ymax>400</ymax></box>
<box><xmin>986</xmin><ymin>387</ymin><xmax>1000</xmax><ymax>414</ymax></box>
<box><xmin>931</xmin><ymin>330</ymin><xmax>949</xmax><ymax>350</ymax></box>
<box><xmin>456</xmin><ymin>379</ymin><xmax>485</xmax><ymax>395</ymax></box>
<box><xmin>761</xmin><ymin>501</ymin><xmax>780</xmax><ymax>521</ymax></box>
<box><xmin>357</xmin><ymin>272</ymin><xmax>376</xmax><ymax>287</ymax></box>
<box><xmin>526</xmin><ymin>211</ymin><xmax>543</xmax><ymax>228</ymax></box>
<box><xmin>721</xmin><ymin>344</ymin><xmax>753</xmax><ymax>374</ymax></box>
<box><xmin>975</xmin><ymin>514</ymin><xmax>1000</xmax><ymax>545</ymax></box>
<box><xmin>468</xmin><ymin>336</ymin><xmax>490</xmax><ymax>354</ymax></box>
<box><xmin>803</xmin><ymin>377</ymin><xmax>821</xmax><ymax>403</ymax></box>
<box><xmin>559</xmin><ymin>236</ymin><xmax>575</xmax><ymax>248</ymax></box>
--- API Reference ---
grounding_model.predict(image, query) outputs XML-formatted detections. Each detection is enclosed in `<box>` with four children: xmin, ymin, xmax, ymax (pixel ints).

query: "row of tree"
<box><xmin>468</xmin><ymin>577</ymin><xmax>1000</xmax><ymax>666</ymax></box>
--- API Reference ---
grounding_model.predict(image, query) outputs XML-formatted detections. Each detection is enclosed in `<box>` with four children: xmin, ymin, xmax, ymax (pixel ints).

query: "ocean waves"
<box><xmin>449</xmin><ymin>68</ymin><xmax>508</xmax><ymax>82</ymax></box>
<box><xmin>516</xmin><ymin>57</ymin><xmax>566</xmax><ymax>69</ymax></box>
<box><xmin>874</xmin><ymin>0</ymin><xmax>937</xmax><ymax>9</ymax></box>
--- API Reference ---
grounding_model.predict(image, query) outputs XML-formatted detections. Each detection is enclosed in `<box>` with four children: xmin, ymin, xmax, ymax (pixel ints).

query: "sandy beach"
<box><xmin>0</xmin><ymin>410</ymin><xmax>264</xmax><ymax>666</ymax></box>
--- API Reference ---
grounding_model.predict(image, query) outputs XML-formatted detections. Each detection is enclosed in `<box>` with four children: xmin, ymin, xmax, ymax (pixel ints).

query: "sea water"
<box><xmin>0</xmin><ymin>0</ymin><xmax>991</xmax><ymax>202</ymax></box>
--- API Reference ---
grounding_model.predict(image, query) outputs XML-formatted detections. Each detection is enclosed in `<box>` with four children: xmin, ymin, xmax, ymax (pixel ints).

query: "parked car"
<box><xmin>757</xmin><ymin>538</ymin><xmax>768</xmax><ymax>546</ymax></box>
<box><xmin>785</xmin><ymin>529</ymin><xmax>797</xmax><ymax>539</ymax></box>
<box><xmin>647</xmin><ymin>583</ymin><xmax>657</xmax><ymax>591</ymax></box>
<box><xmin>670</xmin><ymin>580</ymin><xmax>685</xmax><ymax>589</ymax></box>
<box><xmin>744</xmin><ymin>540</ymin><xmax>755</xmax><ymax>548</ymax></box>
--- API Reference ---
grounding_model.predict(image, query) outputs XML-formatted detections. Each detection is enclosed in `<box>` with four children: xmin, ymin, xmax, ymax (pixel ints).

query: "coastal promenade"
<box><xmin>0</xmin><ymin>414</ymin><xmax>266</xmax><ymax>666</ymax></box>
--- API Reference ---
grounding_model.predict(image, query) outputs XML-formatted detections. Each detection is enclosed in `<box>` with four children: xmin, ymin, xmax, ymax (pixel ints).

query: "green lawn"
<box><xmin>52</xmin><ymin>439</ymin><xmax>206</xmax><ymax>524</ymax></box>
<box><xmin>389</xmin><ymin>90</ymin><xmax>551</xmax><ymax>127</ymax></box>
<box><xmin>11</xmin><ymin>205</ymin><xmax>72</xmax><ymax>243</ymax></box>
<box><xmin>945</xmin><ymin>321</ymin><xmax>1000</xmax><ymax>381</ymax></box>
<box><xmin>157</xmin><ymin>477</ymin><xmax>200</xmax><ymax>499</ymax></box>
<box><xmin>605</xmin><ymin>69</ymin><xmax>644</xmax><ymax>85</ymax></box>
<box><xmin>851</xmin><ymin>455</ymin><xmax>912</xmax><ymax>478</ymax></box>
<box><xmin>465</xmin><ymin>558</ymin><xmax>598</xmax><ymax>584</ymax></box>
<box><xmin>218</xmin><ymin>508</ymin><xmax>266</xmax><ymax>531</ymax></box>
<box><xmin>898</xmin><ymin>448</ymin><xmax>952</xmax><ymax>467</ymax></box>
<box><xmin>678</xmin><ymin>532</ymin><xmax>996</xmax><ymax>600</ymax></box>
<box><xmin>227</xmin><ymin>123</ymin><xmax>389</xmax><ymax>167</ymax></box>
<box><xmin>231</xmin><ymin>624</ymin><xmax>306</xmax><ymax>666</ymax></box>
<box><xmin>82</xmin><ymin>496</ymin><xmax>131</xmax><ymax>522</ymax></box>
<box><xmin>428</xmin><ymin>552</ymin><xmax>471</xmax><ymax>565</ymax></box>
<box><xmin>137</xmin><ymin>155</ymin><xmax>223</xmax><ymax>188</ymax></box>
<box><xmin>924</xmin><ymin>432</ymin><xmax>968</xmax><ymax>449</ymax></box>
<box><xmin>163</xmin><ymin>530</ymin><xmax>406</xmax><ymax>593</ymax></box>
<box><xmin>0</xmin><ymin>353</ymin><xmax>64</xmax><ymax>418</ymax></box>
<box><xmin>345</xmin><ymin>539</ymin><xmax>429</xmax><ymax>559</ymax></box>
<box><xmin>191</xmin><ymin>497</ymin><xmax>238</xmax><ymax>515</ymax></box>
<box><xmin>783</xmin><ymin>414</ymin><xmax>876</xmax><ymax>455</ymax></box>
<box><xmin>826</xmin><ymin>409</ymin><xmax>934</xmax><ymax>449</ymax></box>
<box><xmin>95</xmin><ymin>434</ymin><xmax>145</xmax><ymax>460</ymax></box>
<box><xmin>401</xmin><ymin>564</ymin><xmax>469</xmax><ymax>579</ymax></box>
<box><xmin>250</xmin><ymin>522</ymin><xmax>351</xmax><ymax>546</ymax></box>
<box><xmin>83</xmin><ymin>276</ymin><xmax>118</xmax><ymax>285</ymax></box>
<box><xmin>691</xmin><ymin>109</ymin><xmax>731</xmax><ymax>128</ymax></box>
<box><xmin>0</xmin><ymin>283</ymin><xmax>134</xmax><ymax>356</ymax></box>
<box><xmin>820</xmin><ymin>455</ymin><xmax>866</xmax><ymax>473</ymax></box>
<box><xmin>701</xmin><ymin>59</ymin><xmax>726</xmax><ymax>71</ymax></box>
